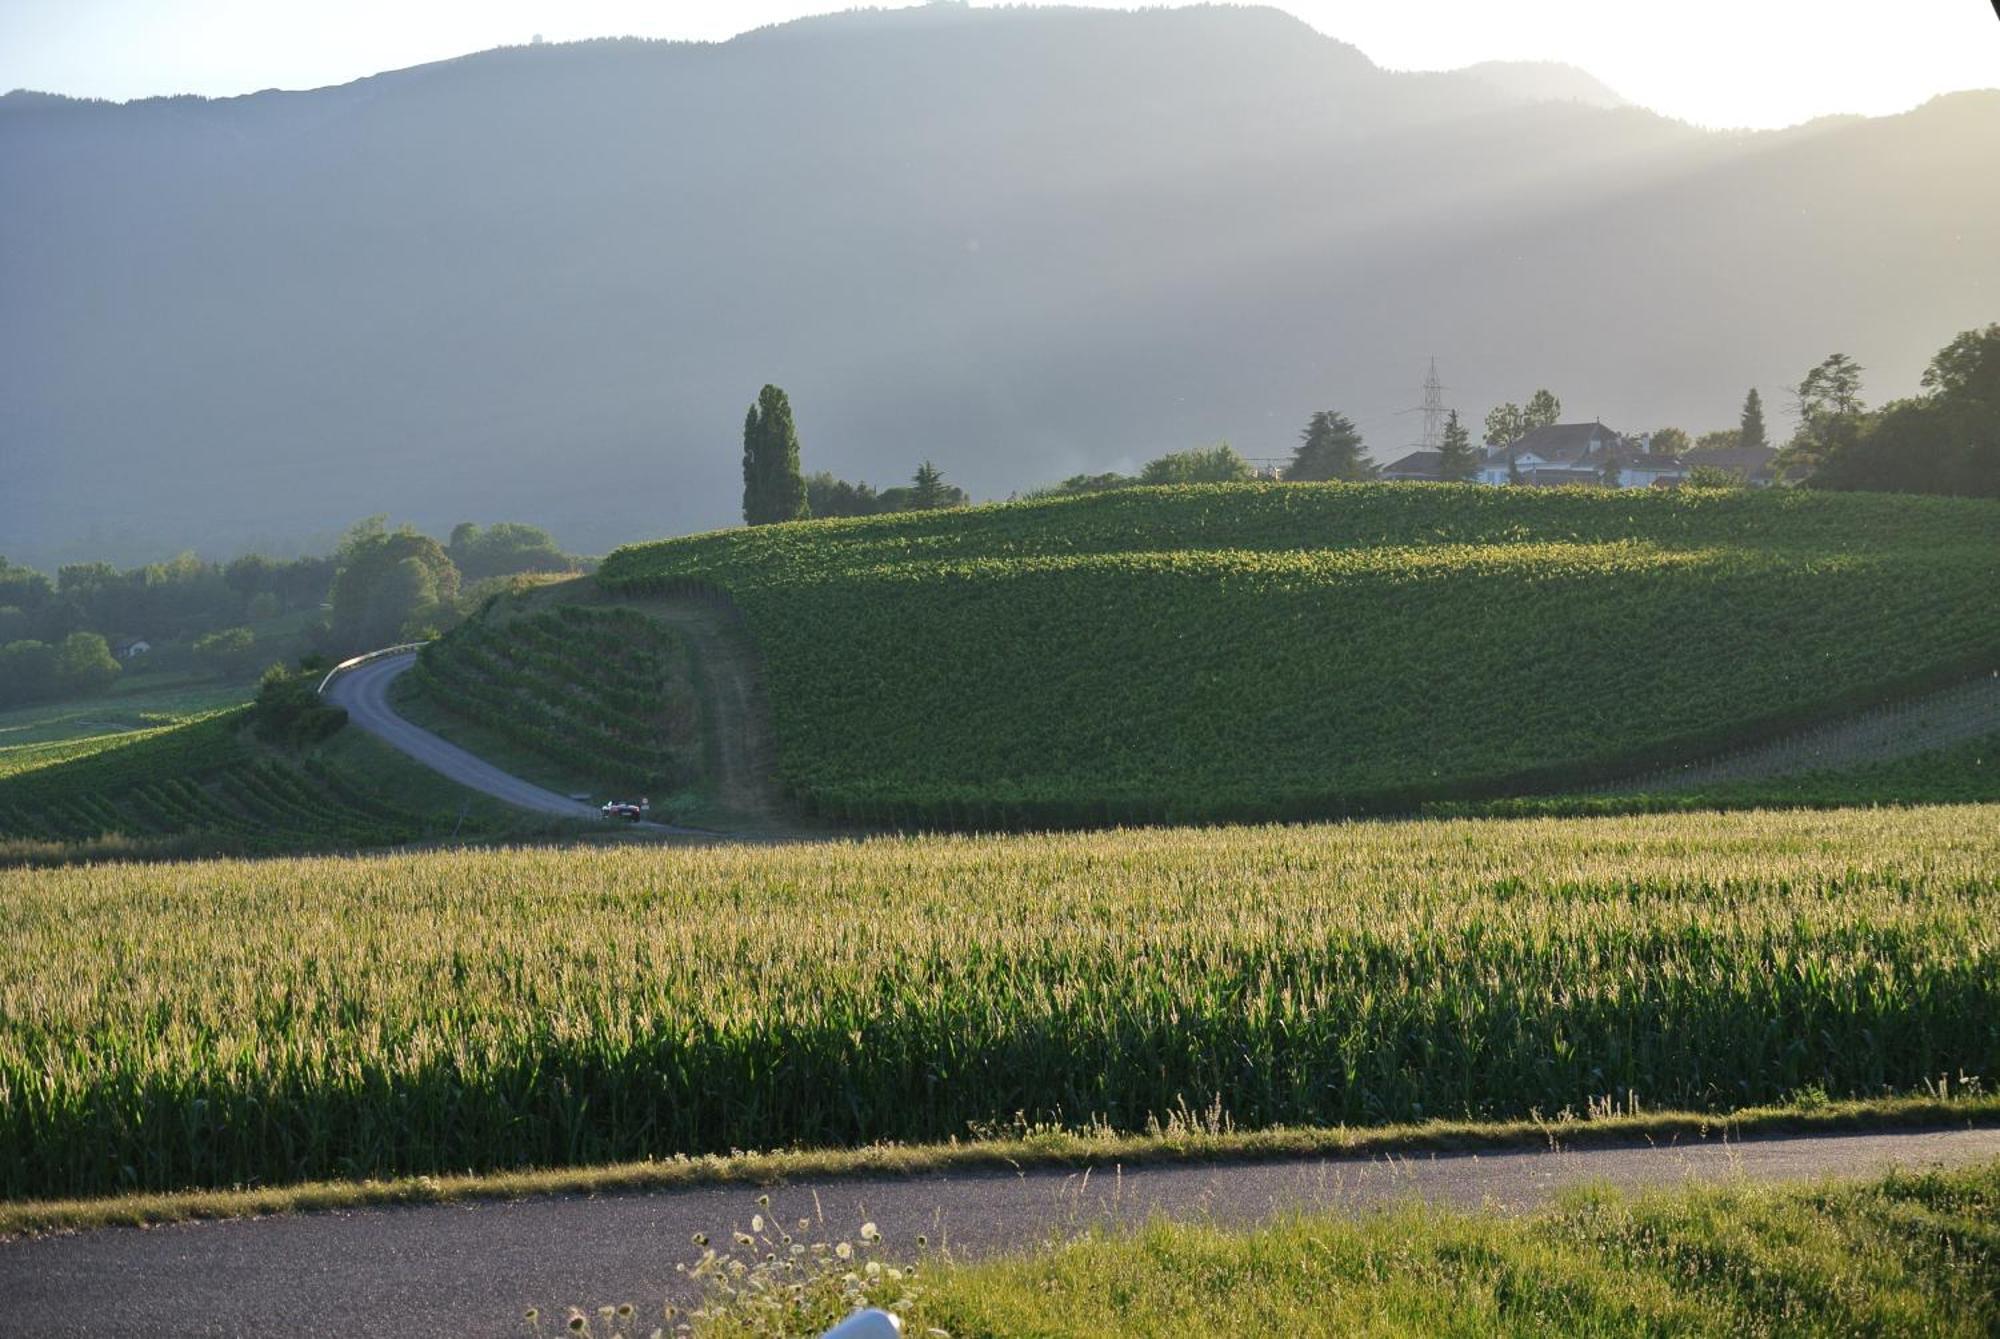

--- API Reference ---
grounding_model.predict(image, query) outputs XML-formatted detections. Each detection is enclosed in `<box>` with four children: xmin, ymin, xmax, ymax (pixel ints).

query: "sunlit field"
<box><xmin>600</xmin><ymin>484</ymin><xmax>2000</xmax><ymax>825</ymax></box>
<box><xmin>4</xmin><ymin>805</ymin><xmax>1994</xmax><ymax>1201</ymax></box>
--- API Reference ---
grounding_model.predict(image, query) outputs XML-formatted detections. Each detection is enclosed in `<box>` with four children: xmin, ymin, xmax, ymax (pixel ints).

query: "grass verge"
<box><xmin>822</xmin><ymin>1160</ymin><xmax>2000</xmax><ymax>1338</ymax></box>
<box><xmin>5</xmin><ymin>1093</ymin><xmax>1995</xmax><ymax>1240</ymax></box>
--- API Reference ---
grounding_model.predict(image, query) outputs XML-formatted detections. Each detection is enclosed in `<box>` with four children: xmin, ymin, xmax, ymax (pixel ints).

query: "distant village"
<box><xmin>1378</xmin><ymin>421</ymin><xmax>1780</xmax><ymax>489</ymax></box>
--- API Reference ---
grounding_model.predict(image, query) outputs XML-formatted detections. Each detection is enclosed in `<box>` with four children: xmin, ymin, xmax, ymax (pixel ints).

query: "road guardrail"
<box><xmin>316</xmin><ymin>643</ymin><xmax>430</xmax><ymax>697</ymax></box>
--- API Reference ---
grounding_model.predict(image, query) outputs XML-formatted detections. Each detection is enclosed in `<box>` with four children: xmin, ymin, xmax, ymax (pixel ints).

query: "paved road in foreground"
<box><xmin>5</xmin><ymin>1127</ymin><xmax>1996</xmax><ymax>1339</ymax></box>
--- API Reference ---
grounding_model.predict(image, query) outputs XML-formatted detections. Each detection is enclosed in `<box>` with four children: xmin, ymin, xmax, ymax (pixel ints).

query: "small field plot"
<box><xmin>0</xmin><ymin>677</ymin><xmax>250</xmax><ymax>781</ymax></box>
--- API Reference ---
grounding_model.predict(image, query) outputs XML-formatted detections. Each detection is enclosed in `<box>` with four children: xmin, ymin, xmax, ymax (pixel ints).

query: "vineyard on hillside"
<box><xmin>0</xmin><ymin>710</ymin><xmax>454</xmax><ymax>857</ymax></box>
<box><xmin>2</xmin><ymin>807</ymin><xmax>1993</xmax><ymax>1198</ymax></box>
<box><xmin>402</xmin><ymin>605</ymin><xmax>700</xmax><ymax>797</ymax></box>
<box><xmin>598</xmin><ymin>484</ymin><xmax>2000</xmax><ymax>826</ymax></box>
<box><xmin>1431</xmin><ymin>730</ymin><xmax>2000</xmax><ymax>819</ymax></box>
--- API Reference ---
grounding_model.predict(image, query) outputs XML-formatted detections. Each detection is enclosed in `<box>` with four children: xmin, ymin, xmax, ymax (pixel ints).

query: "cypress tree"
<box><xmin>742</xmin><ymin>385</ymin><xmax>810</xmax><ymax>525</ymax></box>
<box><xmin>1740</xmin><ymin>387</ymin><xmax>1768</xmax><ymax>452</ymax></box>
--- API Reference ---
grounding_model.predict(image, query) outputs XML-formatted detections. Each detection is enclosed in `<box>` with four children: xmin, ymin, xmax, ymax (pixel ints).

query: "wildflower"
<box><xmin>689</xmin><ymin>1232</ymin><xmax>708</xmax><ymax>1247</ymax></box>
<box><xmin>860</xmin><ymin>1222</ymin><xmax>881</xmax><ymax>1243</ymax></box>
<box><xmin>836</xmin><ymin>1241</ymin><xmax>853</xmax><ymax>1260</ymax></box>
<box><xmin>750</xmin><ymin>1213</ymin><xmax>765</xmax><ymax>1233</ymax></box>
<box><xmin>617</xmin><ymin>1305</ymin><xmax>635</xmax><ymax>1319</ymax></box>
<box><xmin>757</xmin><ymin>1193</ymin><xmax>771</xmax><ymax>1207</ymax></box>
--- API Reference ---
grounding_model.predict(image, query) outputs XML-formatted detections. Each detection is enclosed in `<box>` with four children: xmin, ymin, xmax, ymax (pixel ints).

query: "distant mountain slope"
<box><xmin>2</xmin><ymin>3</ymin><xmax>1996</xmax><ymax>566</ymax></box>
<box><xmin>595</xmin><ymin>484</ymin><xmax>2000</xmax><ymax>826</ymax></box>
<box><xmin>1455</xmin><ymin>60</ymin><xmax>1630</xmax><ymax>110</ymax></box>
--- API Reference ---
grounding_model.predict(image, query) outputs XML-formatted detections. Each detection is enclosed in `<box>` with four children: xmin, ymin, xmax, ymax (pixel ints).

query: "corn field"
<box><xmin>2</xmin><ymin>804</ymin><xmax>1994</xmax><ymax>1200</ymax></box>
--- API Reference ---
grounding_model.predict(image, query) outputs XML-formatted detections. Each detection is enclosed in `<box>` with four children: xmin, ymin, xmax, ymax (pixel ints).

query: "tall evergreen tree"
<box><xmin>741</xmin><ymin>385</ymin><xmax>810</xmax><ymax>525</ymax></box>
<box><xmin>910</xmin><ymin>460</ymin><xmax>948</xmax><ymax>510</ymax></box>
<box><xmin>1740</xmin><ymin>387</ymin><xmax>1768</xmax><ymax>451</ymax></box>
<box><xmin>1436</xmin><ymin>410</ymin><xmax>1478</xmax><ymax>481</ymax></box>
<box><xmin>1286</xmin><ymin>411</ymin><xmax>1374</xmax><ymax>482</ymax></box>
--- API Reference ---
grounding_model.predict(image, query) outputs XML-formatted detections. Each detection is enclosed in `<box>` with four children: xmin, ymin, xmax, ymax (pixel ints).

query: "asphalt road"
<box><xmin>5</xmin><ymin>1126</ymin><xmax>1996</xmax><ymax>1338</ymax></box>
<box><xmin>323</xmin><ymin>652</ymin><xmax>713</xmax><ymax>836</ymax></box>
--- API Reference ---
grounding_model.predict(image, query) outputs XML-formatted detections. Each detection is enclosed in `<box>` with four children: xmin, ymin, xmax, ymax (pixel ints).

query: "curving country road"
<box><xmin>322</xmin><ymin>652</ymin><xmax>610</xmax><ymax>821</ymax></box>
<box><xmin>2</xmin><ymin>1126</ymin><xmax>1996</xmax><ymax>1338</ymax></box>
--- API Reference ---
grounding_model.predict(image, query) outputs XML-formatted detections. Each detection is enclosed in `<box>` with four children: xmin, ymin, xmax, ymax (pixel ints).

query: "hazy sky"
<box><xmin>2</xmin><ymin>0</ymin><xmax>1994</xmax><ymax>129</ymax></box>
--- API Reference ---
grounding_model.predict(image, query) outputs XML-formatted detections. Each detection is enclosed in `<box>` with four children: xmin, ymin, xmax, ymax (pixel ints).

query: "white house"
<box><xmin>1382</xmin><ymin>422</ymin><xmax>1688</xmax><ymax>489</ymax></box>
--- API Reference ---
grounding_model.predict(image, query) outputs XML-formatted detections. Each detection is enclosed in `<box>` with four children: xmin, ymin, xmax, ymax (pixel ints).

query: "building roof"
<box><xmin>1597</xmin><ymin>449</ymin><xmax>1687</xmax><ymax>474</ymax></box>
<box><xmin>1381</xmin><ymin>449</ymin><xmax>1445</xmax><ymax>478</ymax></box>
<box><xmin>1682</xmin><ymin>443</ymin><xmax>1780</xmax><ymax>478</ymax></box>
<box><xmin>1493</xmin><ymin>421</ymin><xmax>1624</xmax><ymax>464</ymax></box>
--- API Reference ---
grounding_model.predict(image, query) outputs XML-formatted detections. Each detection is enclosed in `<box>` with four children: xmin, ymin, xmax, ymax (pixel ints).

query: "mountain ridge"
<box><xmin>3</xmin><ymin>3</ymin><xmax>1996</xmax><ymax>568</ymax></box>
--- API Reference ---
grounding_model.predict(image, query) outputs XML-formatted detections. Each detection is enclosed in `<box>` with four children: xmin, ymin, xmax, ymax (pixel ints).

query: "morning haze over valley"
<box><xmin>2</xmin><ymin>4</ymin><xmax>1998</xmax><ymax>1337</ymax></box>
<box><xmin>5</xmin><ymin>2</ymin><xmax>1997</xmax><ymax>567</ymax></box>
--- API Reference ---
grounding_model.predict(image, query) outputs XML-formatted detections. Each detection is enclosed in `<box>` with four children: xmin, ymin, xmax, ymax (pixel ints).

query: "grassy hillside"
<box><xmin>3</xmin><ymin>806</ymin><xmax>1993</xmax><ymax>1198</ymax></box>
<box><xmin>0</xmin><ymin>678</ymin><xmax>252</xmax><ymax>782</ymax></box>
<box><xmin>598</xmin><ymin>484</ymin><xmax>2000</xmax><ymax>825</ymax></box>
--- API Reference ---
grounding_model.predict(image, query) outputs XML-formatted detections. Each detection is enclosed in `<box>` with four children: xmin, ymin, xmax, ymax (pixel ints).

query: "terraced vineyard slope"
<box><xmin>599</xmin><ymin>484</ymin><xmax>2000</xmax><ymax>826</ymax></box>
<box><xmin>0</xmin><ymin>707</ymin><xmax>521</xmax><ymax>861</ymax></box>
<box><xmin>394</xmin><ymin>603</ymin><xmax>703</xmax><ymax>805</ymax></box>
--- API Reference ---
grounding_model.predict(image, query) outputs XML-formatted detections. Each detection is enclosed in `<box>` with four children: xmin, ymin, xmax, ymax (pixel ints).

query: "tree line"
<box><xmin>1772</xmin><ymin>326</ymin><xmax>1998</xmax><ymax>497</ymax></box>
<box><xmin>0</xmin><ymin>519</ymin><xmax>581</xmax><ymax>710</ymax></box>
<box><xmin>1055</xmin><ymin>324</ymin><xmax>1997</xmax><ymax>499</ymax></box>
<box><xmin>742</xmin><ymin>384</ymin><xmax>968</xmax><ymax>524</ymax></box>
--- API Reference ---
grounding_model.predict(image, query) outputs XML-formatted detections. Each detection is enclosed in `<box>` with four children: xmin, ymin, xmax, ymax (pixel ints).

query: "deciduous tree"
<box><xmin>1649</xmin><ymin>427</ymin><xmax>1691</xmax><ymax>456</ymax></box>
<box><xmin>1780</xmin><ymin>353</ymin><xmax>1867</xmax><ymax>480</ymax></box>
<box><xmin>1523</xmin><ymin>389</ymin><xmax>1563</xmax><ymax>432</ymax></box>
<box><xmin>1138</xmin><ymin>443</ymin><xmax>1255</xmax><ymax>485</ymax></box>
<box><xmin>54</xmin><ymin>631</ymin><xmax>120</xmax><ymax>696</ymax></box>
